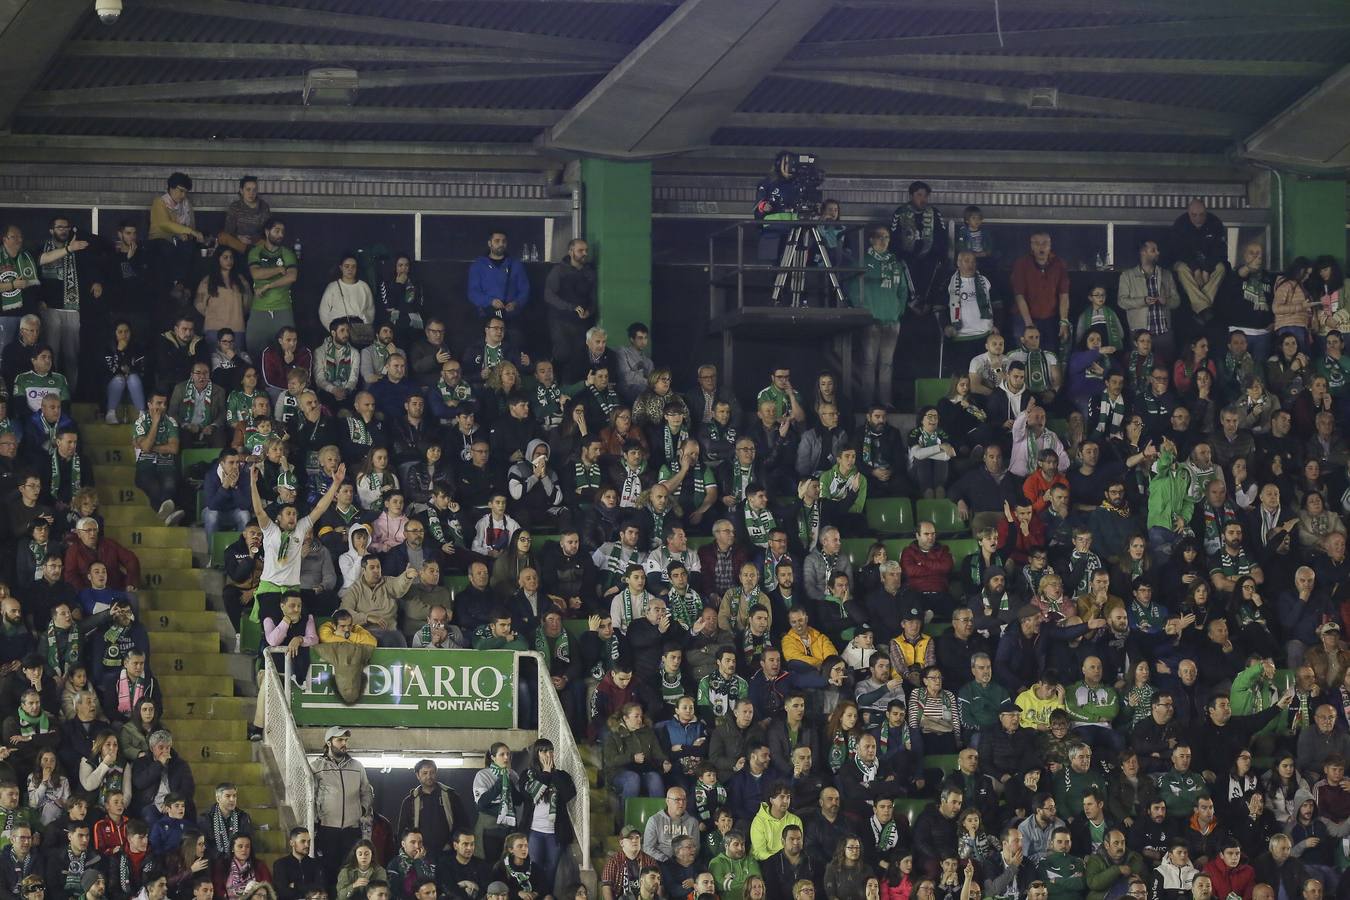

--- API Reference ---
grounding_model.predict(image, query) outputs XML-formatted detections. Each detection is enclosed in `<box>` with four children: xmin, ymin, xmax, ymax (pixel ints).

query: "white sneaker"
<box><xmin>164</xmin><ymin>510</ymin><xmax>186</xmax><ymax>526</ymax></box>
<box><xmin>157</xmin><ymin>500</ymin><xmax>176</xmax><ymax>518</ymax></box>
<box><xmin>105</xmin><ymin>410</ymin><xmax>120</xmax><ymax>425</ymax></box>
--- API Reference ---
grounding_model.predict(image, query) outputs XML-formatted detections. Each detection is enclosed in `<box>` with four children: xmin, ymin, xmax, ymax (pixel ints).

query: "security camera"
<box><xmin>94</xmin><ymin>0</ymin><xmax>122</xmax><ymax>24</ymax></box>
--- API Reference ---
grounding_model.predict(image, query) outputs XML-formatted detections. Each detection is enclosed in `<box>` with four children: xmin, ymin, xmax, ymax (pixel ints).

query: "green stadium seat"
<box><xmin>1047</xmin><ymin>418</ymin><xmax>1070</xmax><ymax>440</ymax></box>
<box><xmin>688</xmin><ymin>536</ymin><xmax>713</xmax><ymax>550</ymax></box>
<box><xmin>883</xmin><ymin>538</ymin><xmax>912</xmax><ymax>561</ymax></box>
<box><xmin>865</xmin><ymin>498</ymin><xmax>913</xmax><ymax>536</ymax></box>
<box><xmin>922</xmin><ymin>622</ymin><xmax>951</xmax><ymax>638</ymax></box>
<box><xmin>443</xmin><ymin>575</ymin><xmax>470</xmax><ymax>596</ymax></box>
<box><xmin>563</xmin><ymin>618</ymin><xmax>589</xmax><ymax>642</ymax></box>
<box><xmin>914</xmin><ymin>378</ymin><xmax>948</xmax><ymax>409</ymax></box>
<box><xmin>915</xmin><ymin>499</ymin><xmax>963</xmax><ymax>534</ymax></box>
<box><xmin>624</xmin><ymin>798</ymin><xmax>666</xmax><ymax>833</ymax></box>
<box><xmin>923</xmin><ymin>754</ymin><xmax>959</xmax><ymax>774</ymax></box>
<box><xmin>210</xmin><ymin>531</ymin><xmax>240</xmax><ymax>568</ymax></box>
<box><xmin>842</xmin><ymin>538</ymin><xmax>878</xmax><ymax>568</ymax></box>
<box><xmin>895</xmin><ymin>798</ymin><xmax>928</xmax><ymax>825</ymax></box>
<box><xmin>179</xmin><ymin>448</ymin><xmax>219</xmax><ymax>474</ymax></box>
<box><xmin>240</xmin><ymin>615</ymin><xmax>261</xmax><ymax>658</ymax></box>
<box><xmin>946</xmin><ymin>538</ymin><xmax>977</xmax><ymax>565</ymax></box>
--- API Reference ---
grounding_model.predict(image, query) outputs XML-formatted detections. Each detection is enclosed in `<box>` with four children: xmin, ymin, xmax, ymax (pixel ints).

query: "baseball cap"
<box><xmin>620</xmin><ymin>825</ymin><xmax>641</xmax><ymax>838</ymax></box>
<box><xmin>486</xmin><ymin>883</ymin><xmax>509</xmax><ymax>897</ymax></box>
<box><xmin>900</xmin><ymin>606</ymin><xmax>922</xmax><ymax>622</ymax></box>
<box><xmin>1318</xmin><ymin>621</ymin><xmax>1341</xmax><ymax>635</ymax></box>
<box><xmin>276</xmin><ymin>471</ymin><xmax>298</xmax><ymax>491</ymax></box>
<box><xmin>324</xmin><ymin>726</ymin><xmax>351</xmax><ymax>742</ymax></box>
<box><xmin>1017</xmin><ymin>604</ymin><xmax>1041</xmax><ymax>621</ymax></box>
<box><xmin>998</xmin><ymin>699</ymin><xmax>1022</xmax><ymax>715</ymax></box>
<box><xmin>81</xmin><ymin>871</ymin><xmax>104</xmax><ymax>892</ymax></box>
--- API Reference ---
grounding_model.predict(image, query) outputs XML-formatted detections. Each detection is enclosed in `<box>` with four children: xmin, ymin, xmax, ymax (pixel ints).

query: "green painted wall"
<box><xmin>581</xmin><ymin>158</ymin><xmax>652</xmax><ymax>338</ymax></box>
<box><xmin>1280</xmin><ymin>175</ymin><xmax>1347</xmax><ymax>266</ymax></box>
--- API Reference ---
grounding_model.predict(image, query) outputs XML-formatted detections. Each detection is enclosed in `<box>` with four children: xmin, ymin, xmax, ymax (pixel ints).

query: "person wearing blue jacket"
<box><xmin>467</xmin><ymin>232</ymin><xmax>530</xmax><ymax>326</ymax></box>
<box><xmin>203</xmin><ymin>447</ymin><xmax>251</xmax><ymax>547</ymax></box>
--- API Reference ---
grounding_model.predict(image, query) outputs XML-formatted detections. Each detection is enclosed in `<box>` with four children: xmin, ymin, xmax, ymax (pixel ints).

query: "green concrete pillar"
<box><xmin>1279</xmin><ymin>174</ymin><xmax>1346</xmax><ymax>266</ymax></box>
<box><xmin>581</xmin><ymin>158</ymin><xmax>652</xmax><ymax>338</ymax></box>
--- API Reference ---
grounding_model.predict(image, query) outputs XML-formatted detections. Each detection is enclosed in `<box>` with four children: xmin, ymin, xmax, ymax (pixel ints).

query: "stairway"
<box><xmin>79</xmin><ymin>407</ymin><xmax>287</xmax><ymax>857</ymax></box>
<box><xmin>577</xmin><ymin>743</ymin><xmax>620</xmax><ymax>861</ymax></box>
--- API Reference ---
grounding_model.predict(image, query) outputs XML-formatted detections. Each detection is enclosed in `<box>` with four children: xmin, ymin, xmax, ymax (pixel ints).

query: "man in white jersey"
<box><xmin>250</xmin><ymin>459</ymin><xmax>345</xmax><ymax>623</ymax></box>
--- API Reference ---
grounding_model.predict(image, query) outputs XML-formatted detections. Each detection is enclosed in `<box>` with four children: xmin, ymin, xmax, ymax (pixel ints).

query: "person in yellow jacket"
<box><xmin>1015</xmin><ymin>674</ymin><xmax>1068</xmax><ymax>732</ymax></box>
<box><xmin>319</xmin><ymin>612</ymin><xmax>378</xmax><ymax>647</ymax></box>
<box><xmin>749</xmin><ymin>784</ymin><xmax>803</xmax><ymax>861</ymax></box>
<box><xmin>780</xmin><ymin>607</ymin><xmax>839</xmax><ymax>673</ymax></box>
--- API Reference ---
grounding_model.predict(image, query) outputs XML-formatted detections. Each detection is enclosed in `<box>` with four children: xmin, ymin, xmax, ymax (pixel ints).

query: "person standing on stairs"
<box><xmin>249</xmin><ymin>459</ymin><xmax>345</xmax><ymax>627</ymax></box>
<box><xmin>312</xmin><ymin>726</ymin><xmax>373</xmax><ymax>892</ymax></box>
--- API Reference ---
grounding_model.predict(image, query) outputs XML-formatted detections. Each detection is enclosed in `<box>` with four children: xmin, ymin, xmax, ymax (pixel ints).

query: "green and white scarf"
<box><xmin>346</xmin><ymin>415</ymin><xmax>371</xmax><ymax>448</ymax></box>
<box><xmin>898</xmin><ymin>203</ymin><xmax>938</xmax><ymax>255</ymax></box>
<box><xmin>40</xmin><ymin>240</ymin><xmax>79</xmax><ymax>311</ymax></box>
<box><xmin>743</xmin><ymin>506</ymin><xmax>776</xmax><ymax>546</ymax></box>
<box><xmin>667</xmin><ymin>588</ymin><xmax>702</xmax><ymax>631</ymax></box>
<box><xmin>181</xmin><ymin>382</ymin><xmax>214</xmax><ymax>428</ymax></box>
<box><xmin>209</xmin><ymin>806</ymin><xmax>240</xmax><ymax>857</ymax></box>
<box><xmin>488</xmin><ymin>762</ymin><xmax>515</xmax><ymax>825</ymax></box>
<box><xmin>872</xmin><ymin>815</ymin><xmax>899</xmax><ymax>854</ymax></box>
<box><xmin>523</xmin><ymin>769</ymin><xmax>558</xmax><ymax>820</ymax></box>
<box><xmin>17</xmin><ymin>706</ymin><xmax>49</xmax><ymax>736</ymax></box>
<box><xmin>951</xmin><ymin>272</ymin><xmax>992</xmax><ymax>320</ymax></box>
<box><xmin>828</xmin><ymin>731</ymin><xmax>858</xmax><ymax>773</ymax></box>
<box><xmin>320</xmin><ymin>338</ymin><xmax>354</xmax><ymax>387</ymax></box>
<box><xmin>797</xmin><ymin>502</ymin><xmax>820</xmax><ymax>550</ymax></box>
<box><xmin>730</xmin><ymin>462</ymin><xmax>753</xmax><ymax>502</ymax></box>
<box><xmin>533</xmin><ymin>629</ymin><xmax>569</xmax><ymax>667</ymax></box>
<box><xmin>533</xmin><ymin>382</ymin><xmax>563</xmax><ymax>430</ymax></box>
<box><xmin>50</xmin><ymin>449</ymin><xmax>82</xmax><ymax>496</ymax></box>
<box><xmin>662</xmin><ymin>426</ymin><xmax>689</xmax><ymax>465</ymax></box>
<box><xmin>660</xmin><ymin>668</ymin><xmax>684</xmax><ymax>706</ymax></box>
<box><xmin>44</xmin><ymin>621</ymin><xmax>80</xmax><ymax>675</ymax></box>
<box><xmin>0</xmin><ymin>246</ymin><xmax>36</xmax><ymax>311</ymax></box>
<box><xmin>619</xmin><ymin>588</ymin><xmax>647</xmax><ymax>627</ymax></box>
<box><xmin>589</xmin><ymin>632</ymin><xmax>621</xmax><ymax>681</ymax></box>
<box><xmin>1021</xmin><ymin>344</ymin><xmax>1053</xmax><ymax>394</ymax></box>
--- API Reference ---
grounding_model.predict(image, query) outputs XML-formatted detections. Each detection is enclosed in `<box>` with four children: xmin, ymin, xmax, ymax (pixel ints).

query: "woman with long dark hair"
<box><xmin>1273</xmin><ymin>256</ymin><xmax>1314</xmax><ymax>350</ymax></box>
<box><xmin>195</xmin><ymin>247</ymin><xmax>252</xmax><ymax>352</ymax></box>
<box><xmin>520</xmin><ymin>738</ymin><xmax>577</xmax><ymax>896</ymax></box>
<box><xmin>377</xmin><ymin>253</ymin><xmax>426</xmax><ymax>343</ymax></box>
<box><xmin>318</xmin><ymin>253</ymin><xmax>375</xmax><ymax>332</ymax></box>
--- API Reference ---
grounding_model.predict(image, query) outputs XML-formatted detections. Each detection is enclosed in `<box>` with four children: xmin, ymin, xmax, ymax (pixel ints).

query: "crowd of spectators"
<box><xmin>0</xmin><ymin>170</ymin><xmax>1347</xmax><ymax>900</ymax></box>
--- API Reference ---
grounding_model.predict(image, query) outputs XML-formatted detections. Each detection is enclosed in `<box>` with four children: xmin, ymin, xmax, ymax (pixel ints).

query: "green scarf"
<box><xmin>872</xmin><ymin>815</ymin><xmax>899</xmax><ymax>853</ymax></box>
<box><xmin>489</xmin><ymin>762</ymin><xmax>515</xmax><ymax>824</ymax></box>
<box><xmin>731</xmin><ymin>462</ymin><xmax>753</xmax><ymax>502</ymax></box>
<box><xmin>483</xmin><ymin>343</ymin><xmax>503</xmax><ymax>369</ymax></box>
<box><xmin>100</xmin><ymin>624</ymin><xmax>127</xmax><ymax>668</ymax></box>
<box><xmin>1021</xmin><ymin>344</ymin><xmax>1053</xmax><ymax>394</ymax></box>
<box><xmin>370</xmin><ymin>341</ymin><xmax>392</xmax><ymax>375</ymax></box>
<box><xmin>619</xmin><ymin>588</ymin><xmax>645</xmax><ymax>627</ymax></box>
<box><xmin>321</xmin><ymin>337</ymin><xmax>354</xmax><ymax>388</ymax></box>
<box><xmin>659</xmin><ymin>668</ymin><xmax>685</xmax><ymax>706</ymax></box>
<box><xmin>17</xmin><ymin>706</ymin><xmax>49</xmax><ymax>736</ymax></box>
<box><xmin>44</xmin><ymin>621</ymin><xmax>80</xmax><ymax>675</ymax></box>
<box><xmin>797</xmin><ymin>501</ymin><xmax>820</xmax><ymax>549</ymax></box>
<box><xmin>898</xmin><ymin>203</ymin><xmax>938</xmax><ymax>254</ymax></box>
<box><xmin>523</xmin><ymin>769</ymin><xmax>558</xmax><ymax>819</ymax></box>
<box><xmin>589</xmin><ymin>632</ymin><xmax>620</xmax><ymax>681</ymax></box>
<box><xmin>829</xmin><ymin>731</ymin><xmax>858</xmax><ymax>773</ymax></box>
<box><xmin>951</xmin><ymin>272</ymin><xmax>992</xmax><ymax>320</ymax></box>
<box><xmin>533</xmin><ymin>628</ymin><xmax>569</xmax><ymax>667</ymax></box>
<box><xmin>662</xmin><ymin>426</ymin><xmax>688</xmax><ymax>465</ymax></box>
<box><xmin>667</xmin><ymin>588</ymin><xmax>702</xmax><ymax>631</ymax></box>
<box><xmin>50</xmin><ymin>449</ymin><xmax>82</xmax><ymax>497</ymax></box>
<box><xmin>181</xmin><ymin>382</ymin><xmax>214</xmax><ymax>427</ymax></box>
<box><xmin>743</xmin><ymin>506</ymin><xmax>776</xmax><ymax>545</ymax></box>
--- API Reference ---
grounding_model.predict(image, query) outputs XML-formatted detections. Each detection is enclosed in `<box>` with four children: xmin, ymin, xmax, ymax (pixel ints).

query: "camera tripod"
<box><xmin>770</xmin><ymin>222</ymin><xmax>848</xmax><ymax>309</ymax></box>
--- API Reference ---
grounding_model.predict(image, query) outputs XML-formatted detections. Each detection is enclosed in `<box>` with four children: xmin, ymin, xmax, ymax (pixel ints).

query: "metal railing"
<box><xmin>708</xmin><ymin>218</ymin><xmax>868</xmax><ymax>318</ymax></box>
<box><xmin>262</xmin><ymin>650</ymin><xmax>316</xmax><ymax>841</ymax></box>
<box><xmin>527</xmin><ymin>650</ymin><xmax>591</xmax><ymax>872</ymax></box>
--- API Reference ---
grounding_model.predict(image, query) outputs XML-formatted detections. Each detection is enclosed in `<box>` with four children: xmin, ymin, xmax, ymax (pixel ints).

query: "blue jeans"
<box><xmin>612</xmin><ymin>770</ymin><xmax>664</xmax><ymax>808</ymax></box>
<box><xmin>204</xmin><ymin>507</ymin><xmax>250</xmax><ymax>547</ymax></box>
<box><xmin>1147</xmin><ymin>526</ymin><xmax>1182</xmax><ymax>563</ymax></box>
<box><xmin>107</xmin><ymin>374</ymin><xmax>146</xmax><ymax>414</ymax></box>
<box><xmin>529</xmin><ymin>831</ymin><xmax>563</xmax><ymax>885</ymax></box>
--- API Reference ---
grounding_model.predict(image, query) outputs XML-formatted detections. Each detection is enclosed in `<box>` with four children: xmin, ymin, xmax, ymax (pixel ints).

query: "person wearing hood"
<box><xmin>1148</xmin><ymin>842</ymin><xmax>1198</xmax><ymax>900</ymax></box>
<box><xmin>1084</xmin><ymin>828</ymin><xmax>1144</xmax><ymax>900</ymax></box>
<box><xmin>1202</xmin><ymin>840</ymin><xmax>1255</xmax><ymax>900</ymax></box>
<box><xmin>1285</xmin><ymin>789</ymin><xmax>1337</xmax><ymax>887</ymax></box>
<box><xmin>338</xmin><ymin>524</ymin><xmax>373</xmax><ymax>592</ymax></box>
<box><xmin>506</xmin><ymin>438</ymin><xmax>566</xmax><ymax>531</ymax></box>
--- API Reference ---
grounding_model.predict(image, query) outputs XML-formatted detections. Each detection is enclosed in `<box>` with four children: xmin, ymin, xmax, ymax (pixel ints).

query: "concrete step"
<box><xmin>117</xmin><ymin>546</ymin><xmax>192</xmax><ymax>568</ymax></box>
<box><xmin>163</xmin><ymin>697</ymin><xmax>250</xmax><ymax>719</ymax></box>
<box><xmin>191</xmin><ymin>762</ymin><xmax>265</xmax><ymax>785</ymax></box>
<box><xmin>140</xmin><ymin>570</ymin><xmax>206</xmax><ymax>591</ymax></box>
<box><xmin>97</xmin><ymin>486</ymin><xmax>151</xmax><ymax>507</ymax></box>
<box><xmin>253</xmin><ymin>831</ymin><xmax>289</xmax><ymax>855</ymax></box>
<box><xmin>154</xmin><ymin>652</ymin><xmax>231</xmax><ymax>676</ymax></box>
<box><xmin>172</xmin><ymin>740</ymin><xmax>255</xmax><ymax>764</ymax></box>
<box><xmin>588</xmin><ymin>787</ymin><xmax>612</xmax><ymax>814</ymax></box>
<box><xmin>93</xmin><ymin>466</ymin><xmax>136</xmax><ymax>486</ymax></box>
<box><xmin>103</xmin><ymin>506</ymin><xmax>168</xmax><ymax>527</ymax></box>
<box><xmin>250</xmin><ymin>807</ymin><xmax>280</xmax><ymax>829</ymax></box>
<box><xmin>165</xmin><ymin>717</ymin><xmax>247</xmax><ymax>742</ymax></box>
<box><xmin>144</xmin><ymin>610</ymin><xmax>220</xmax><ymax>633</ymax></box>
<box><xmin>107</xmin><ymin>526</ymin><xmax>190</xmax><ymax>549</ymax></box>
<box><xmin>156</xmin><ymin>674</ymin><xmax>234</xmax><ymax>698</ymax></box>
<box><xmin>140</xmin><ymin>590</ymin><xmax>207</xmax><ymax>613</ymax></box>
<box><xmin>72</xmin><ymin>403</ymin><xmax>100</xmax><ymax>423</ymax></box>
<box><xmin>81</xmin><ymin>424</ymin><xmax>132</xmax><ymax>448</ymax></box>
<box><xmin>91</xmin><ymin>447</ymin><xmax>135</xmax><ymax>467</ymax></box>
<box><xmin>149</xmin><ymin>632</ymin><xmax>219</xmax><ymax>655</ymax></box>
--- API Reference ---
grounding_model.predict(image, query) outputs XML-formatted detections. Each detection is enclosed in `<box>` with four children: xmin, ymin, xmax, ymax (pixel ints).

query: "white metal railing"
<box><xmin>528</xmin><ymin>650</ymin><xmax>591</xmax><ymax>872</ymax></box>
<box><xmin>262</xmin><ymin>650</ymin><xmax>316</xmax><ymax>841</ymax></box>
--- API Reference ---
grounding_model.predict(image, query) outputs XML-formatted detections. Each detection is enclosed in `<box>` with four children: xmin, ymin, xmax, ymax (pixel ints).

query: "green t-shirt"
<box><xmin>14</xmin><ymin>371</ymin><xmax>70</xmax><ymax>413</ymax></box>
<box><xmin>247</xmin><ymin>243</ymin><xmax>298</xmax><ymax>312</ymax></box>
<box><xmin>133</xmin><ymin>412</ymin><xmax>179</xmax><ymax>466</ymax></box>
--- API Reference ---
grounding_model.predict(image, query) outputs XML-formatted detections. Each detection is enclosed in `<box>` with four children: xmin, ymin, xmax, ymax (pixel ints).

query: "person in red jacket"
<box><xmin>63</xmin><ymin>518</ymin><xmax>141</xmax><ymax>592</ymax></box>
<box><xmin>1202</xmin><ymin>840</ymin><xmax>1255</xmax><ymax>900</ymax></box>
<box><xmin>900</xmin><ymin>521</ymin><xmax>955</xmax><ymax>620</ymax></box>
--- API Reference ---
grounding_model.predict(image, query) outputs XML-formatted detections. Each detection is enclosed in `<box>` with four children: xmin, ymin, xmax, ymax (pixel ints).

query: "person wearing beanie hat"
<box><xmin>506</xmin><ymin>438</ymin><xmax>566</xmax><ymax>531</ymax></box>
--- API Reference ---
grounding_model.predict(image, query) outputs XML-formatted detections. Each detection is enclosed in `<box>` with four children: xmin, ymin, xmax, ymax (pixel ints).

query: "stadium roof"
<box><xmin>1</xmin><ymin>0</ymin><xmax>1348</xmax><ymax>177</ymax></box>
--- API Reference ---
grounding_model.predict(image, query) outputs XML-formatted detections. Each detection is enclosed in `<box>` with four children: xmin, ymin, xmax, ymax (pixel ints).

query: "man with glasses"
<box><xmin>63</xmin><ymin>516</ymin><xmax>140</xmax><ymax>592</ymax></box>
<box><xmin>756</xmin><ymin>367</ymin><xmax>806</xmax><ymax>426</ymax></box>
<box><xmin>0</xmin><ymin>827</ymin><xmax>38</xmax><ymax>898</ymax></box>
<box><xmin>685</xmin><ymin>364</ymin><xmax>742</xmax><ymax>431</ymax></box>
<box><xmin>408</xmin><ymin>318</ymin><xmax>452</xmax><ymax>387</ymax></box>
